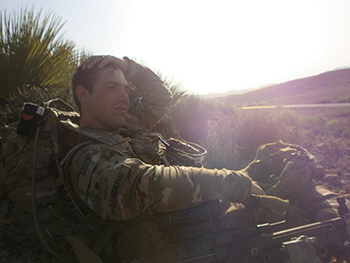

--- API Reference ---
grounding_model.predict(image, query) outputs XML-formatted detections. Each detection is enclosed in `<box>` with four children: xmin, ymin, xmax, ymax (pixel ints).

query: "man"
<box><xmin>64</xmin><ymin>55</ymin><xmax>280</xmax><ymax>262</ymax></box>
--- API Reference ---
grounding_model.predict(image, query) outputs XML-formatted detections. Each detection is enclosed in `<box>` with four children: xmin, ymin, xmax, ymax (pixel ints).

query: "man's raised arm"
<box><xmin>123</xmin><ymin>57</ymin><xmax>173</xmax><ymax>131</ymax></box>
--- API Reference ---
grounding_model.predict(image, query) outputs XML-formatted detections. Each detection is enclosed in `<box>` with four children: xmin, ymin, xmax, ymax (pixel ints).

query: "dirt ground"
<box><xmin>289</xmin><ymin>107</ymin><xmax>350</xmax><ymax>195</ymax></box>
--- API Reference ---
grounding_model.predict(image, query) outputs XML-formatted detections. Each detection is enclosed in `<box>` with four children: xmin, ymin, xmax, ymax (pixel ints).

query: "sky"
<box><xmin>1</xmin><ymin>0</ymin><xmax>350</xmax><ymax>95</ymax></box>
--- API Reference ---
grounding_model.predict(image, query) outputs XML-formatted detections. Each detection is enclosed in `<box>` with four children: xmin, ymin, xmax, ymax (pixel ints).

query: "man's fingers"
<box><xmin>81</xmin><ymin>55</ymin><xmax>128</xmax><ymax>72</ymax></box>
<box><xmin>98</xmin><ymin>56</ymin><xmax>124</xmax><ymax>69</ymax></box>
<box><xmin>81</xmin><ymin>56</ymin><xmax>104</xmax><ymax>70</ymax></box>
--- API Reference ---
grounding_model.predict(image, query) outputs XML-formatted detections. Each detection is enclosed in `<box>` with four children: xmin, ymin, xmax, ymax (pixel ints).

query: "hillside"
<box><xmin>215</xmin><ymin>68</ymin><xmax>350</xmax><ymax>106</ymax></box>
<box><xmin>202</xmin><ymin>86</ymin><xmax>259</xmax><ymax>99</ymax></box>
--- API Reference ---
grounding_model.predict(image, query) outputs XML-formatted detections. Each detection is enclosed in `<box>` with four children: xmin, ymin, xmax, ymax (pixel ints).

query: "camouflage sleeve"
<box><xmin>123</xmin><ymin>58</ymin><xmax>173</xmax><ymax>131</ymax></box>
<box><xmin>68</xmin><ymin>143</ymin><xmax>252</xmax><ymax>221</ymax></box>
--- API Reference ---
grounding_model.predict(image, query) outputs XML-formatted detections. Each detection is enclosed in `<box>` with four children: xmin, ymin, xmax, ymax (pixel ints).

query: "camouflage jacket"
<box><xmin>64</xmin><ymin>59</ymin><xmax>252</xmax><ymax>221</ymax></box>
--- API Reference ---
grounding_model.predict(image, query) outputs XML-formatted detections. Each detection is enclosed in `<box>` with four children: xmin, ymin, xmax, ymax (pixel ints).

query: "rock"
<box><xmin>322</xmin><ymin>174</ymin><xmax>342</xmax><ymax>186</ymax></box>
<box><xmin>325</xmin><ymin>168</ymin><xmax>341</xmax><ymax>176</ymax></box>
<box><xmin>343</xmin><ymin>173</ymin><xmax>350</xmax><ymax>180</ymax></box>
<box><xmin>344</xmin><ymin>194</ymin><xmax>350</xmax><ymax>201</ymax></box>
<box><xmin>317</xmin><ymin>143</ymin><xmax>330</xmax><ymax>152</ymax></box>
<box><xmin>313</xmin><ymin>166</ymin><xmax>326</xmax><ymax>181</ymax></box>
<box><xmin>344</xmin><ymin>186</ymin><xmax>350</xmax><ymax>194</ymax></box>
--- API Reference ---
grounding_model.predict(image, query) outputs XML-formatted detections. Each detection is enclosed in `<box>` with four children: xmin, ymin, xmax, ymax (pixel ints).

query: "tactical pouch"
<box><xmin>17</xmin><ymin>102</ymin><xmax>45</xmax><ymax>137</ymax></box>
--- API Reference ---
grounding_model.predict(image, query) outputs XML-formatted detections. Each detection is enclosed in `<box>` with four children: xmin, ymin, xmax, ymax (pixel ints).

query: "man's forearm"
<box><xmin>68</xmin><ymin>143</ymin><xmax>252</xmax><ymax>221</ymax></box>
<box><xmin>124</xmin><ymin>58</ymin><xmax>173</xmax><ymax>131</ymax></box>
<box><xmin>121</xmin><ymin>161</ymin><xmax>253</xmax><ymax>215</ymax></box>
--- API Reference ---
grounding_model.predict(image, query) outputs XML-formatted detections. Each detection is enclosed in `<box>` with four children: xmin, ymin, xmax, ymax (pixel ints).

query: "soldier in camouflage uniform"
<box><xmin>64</xmin><ymin>55</ymin><xmax>272</xmax><ymax>262</ymax></box>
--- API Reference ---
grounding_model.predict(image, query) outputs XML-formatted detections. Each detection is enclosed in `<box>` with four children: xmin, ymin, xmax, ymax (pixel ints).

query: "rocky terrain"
<box><xmin>288</xmin><ymin>107</ymin><xmax>350</xmax><ymax>197</ymax></box>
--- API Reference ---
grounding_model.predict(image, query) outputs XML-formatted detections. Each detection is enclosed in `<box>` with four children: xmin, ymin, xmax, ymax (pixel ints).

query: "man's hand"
<box><xmin>240</xmin><ymin>182</ymin><xmax>264</xmax><ymax>207</ymax></box>
<box><xmin>81</xmin><ymin>55</ymin><xmax>129</xmax><ymax>73</ymax></box>
<box><xmin>245</xmin><ymin>194</ymin><xmax>289</xmax><ymax>214</ymax></box>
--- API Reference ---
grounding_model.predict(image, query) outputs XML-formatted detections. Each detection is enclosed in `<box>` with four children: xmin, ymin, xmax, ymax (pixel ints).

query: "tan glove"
<box><xmin>223</xmin><ymin>195</ymin><xmax>289</xmax><ymax>227</ymax></box>
<box><xmin>245</xmin><ymin>194</ymin><xmax>289</xmax><ymax>214</ymax></box>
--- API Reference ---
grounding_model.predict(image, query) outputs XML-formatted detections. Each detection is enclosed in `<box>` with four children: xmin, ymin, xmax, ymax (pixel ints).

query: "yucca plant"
<box><xmin>153</xmin><ymin>76</ymin><xmax>188</xmax><ymax>136</ymax></box>
<box><xmin>0</xmin><ymin>7</ymin><xmax>81</xmax><ymax>100</ymax></box>
<box><xmin>157</xmin><ymin>73</ymin><xmax>188</xmax><ymax>106</ymax></box>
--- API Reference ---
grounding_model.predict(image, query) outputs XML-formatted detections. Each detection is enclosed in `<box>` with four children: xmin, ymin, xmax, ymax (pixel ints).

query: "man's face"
<box><xmin>81</xmin><ymin>67</ymin><xmax>129</xmax><ymax>131</ymax></box>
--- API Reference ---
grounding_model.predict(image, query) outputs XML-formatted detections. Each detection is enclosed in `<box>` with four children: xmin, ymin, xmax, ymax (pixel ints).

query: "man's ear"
<box><xmin>75</xmin><ymin>85</ymin><xmax>90</xmax><ymax>104</ymax></box>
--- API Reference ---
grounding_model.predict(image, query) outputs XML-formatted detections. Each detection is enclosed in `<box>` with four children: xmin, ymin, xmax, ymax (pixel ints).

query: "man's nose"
<box><xmin>118</xmin><ymin>87</ymin><xmax>129</xmax><ymax>103</ymax></box>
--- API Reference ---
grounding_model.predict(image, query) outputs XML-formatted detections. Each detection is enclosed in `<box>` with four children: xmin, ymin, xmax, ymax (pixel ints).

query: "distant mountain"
<box><xmin>202</xmin><ymin>87</ymin><xmax>259</xmax><ymax>99</ymax></box>
<box><xmin>213</xmin><ymin>68</ymin><xmax>350</xmax><ymax>106</ymax></box>
<box><xmin>202</xmin><ymin>84</ymin><xmax>277</xmax><ymax>100</ymax></box>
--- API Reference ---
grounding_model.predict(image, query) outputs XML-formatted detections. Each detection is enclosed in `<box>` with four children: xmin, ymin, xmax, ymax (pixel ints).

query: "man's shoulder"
<box><xmin>61</xmin><ymin>120</ymin><xmax>127</xmax><ymax>145</ymax></box>
<box><xmin>62</xmin><ymin>124</ymin><xmax>134</xmax><ymax>169</ymax></box>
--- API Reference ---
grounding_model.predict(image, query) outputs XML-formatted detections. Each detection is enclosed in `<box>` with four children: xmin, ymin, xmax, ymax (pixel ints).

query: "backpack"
<box><xmin>0</xmin><ymin>99</ymin><xmax>85</xmax><ymax>259</ymax></box>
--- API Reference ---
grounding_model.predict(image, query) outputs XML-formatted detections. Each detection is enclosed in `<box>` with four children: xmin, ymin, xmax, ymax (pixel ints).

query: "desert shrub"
<box><xmin>153</xmin><ymin>77</ymin><xmax>188</xmax><ymax>138</ymax></box>
<box><xmin>342</xmin><ymin>130</ymin><xmax>350</xmax><ymax>139</ymax></box>
<box><xmin>270</xmin><ymin>110</ymin><xmax>302</xmax><ymax>143</ymax></box>
<box><xmin>316</xmin><ymin>117</ymin><xmax>327</xmax><ymax>126</ymax></box>
<box><xmin>200</xmin><ymin>102</ymin><xmax>240</xmax><ymax>169</ymax></box>
<box><xmin>156</xmin><ymin>96</ymin><xmax>243</xmax><ymax>169</ymax></box>
<box><xmin>340</xmin><ymin>120</ymin><xmax>350</xmax><ymax>139</ymax></box>
<box><xmin>295</xmin><ymin>115</ymin><xmax>325</xmax><ymax>139</ymax></box>
<box><xmin>323</xmin><ymin>139</ymin><xmax>342</xmax><ymax>168</ymax></box>
<box><xmin>333</xmin><ymin>109</ymin><xmax>350</xmax><ymax>118</ymax></box>
<box><xmin>202</xmin><ymin>121</ymin><xmax>239</xmax><ymax>169</ymax></box>
<box><xmin>324</xmin><ymin>119</ymin><xmax>343</xmax><ymax>137</ymax></box>
<box><xmin>337</xmin><ymin>99</ymin><xmax>347</xmax><ymax>103</ymax></box>
<box><xmin>167</xmin><ymin>95</ymin><xmax>209</xmax><ymax>143</ymax></box>
<box><xmin>309</xmin><ymin>125</ymin><xmax>323</xmax><ymax>139</ymax></box>
<box><xmin>232</xmin><ymin>111</ymin><xmax>279</xmax><ymax>168</ymax></box>
<box><xmin>317</xmin><ymin>99</ymin><xmax>331</xmax><ymax>104</ymax></box>
<box><xmin>0</xmin><ymin>8</ymin><xmax>86</xmax><ymax>100</ymax></box>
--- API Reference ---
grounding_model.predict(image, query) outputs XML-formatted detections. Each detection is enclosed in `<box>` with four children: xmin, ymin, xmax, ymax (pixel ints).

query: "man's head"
<box><xmin>72</xmin><ymin>62</ymin><xmax>129</xmax><ymax>131</ymax></box>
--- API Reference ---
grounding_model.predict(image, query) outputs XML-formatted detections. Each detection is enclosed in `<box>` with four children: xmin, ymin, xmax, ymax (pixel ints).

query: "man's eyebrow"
<box><xmin>105</xmin><ymin>81</ymin><xmax>128</xmax><ymax>87</ymax></box>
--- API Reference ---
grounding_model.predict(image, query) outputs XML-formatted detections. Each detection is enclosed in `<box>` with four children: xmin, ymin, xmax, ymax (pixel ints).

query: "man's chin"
<box><xmin>107</xmin><ymin>120</ymin><xmax>126</xmax><ymax>131</ymax></box>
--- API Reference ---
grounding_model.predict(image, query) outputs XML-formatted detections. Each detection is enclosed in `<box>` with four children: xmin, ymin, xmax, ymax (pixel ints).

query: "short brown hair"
<box><xmin>71</xmin><ymin>62</ymin><xmax>120</xmax><ymax>112</ymax></box>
